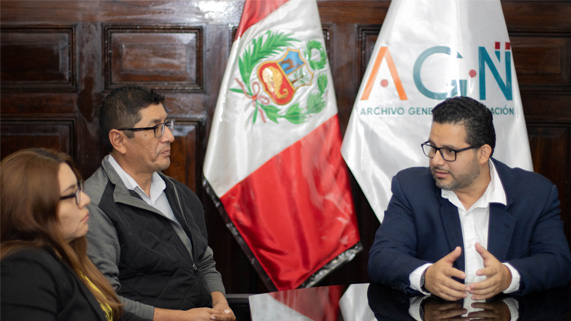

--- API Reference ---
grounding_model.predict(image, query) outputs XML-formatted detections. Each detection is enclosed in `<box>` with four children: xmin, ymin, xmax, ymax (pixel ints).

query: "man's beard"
<box><xmin>431</xmin><ymin>159</ymin><xmax>480</xmax><ymax>191</ymax></box>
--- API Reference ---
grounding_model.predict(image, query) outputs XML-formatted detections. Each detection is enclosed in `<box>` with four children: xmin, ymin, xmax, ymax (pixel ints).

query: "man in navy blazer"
<box><xmin>368</xmin><ymin>96</ymin><xmax>571</xmax><ymax>302</ymax></box>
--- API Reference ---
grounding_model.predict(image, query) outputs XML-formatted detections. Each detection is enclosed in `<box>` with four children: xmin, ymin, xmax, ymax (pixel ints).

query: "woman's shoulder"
<box><xmin>1</xmin><ymin>247</ymin><xmax>104</xmax><ymax>321</ymax></box>
<box><xmin>1</xmin><ymin>246</ymin><xmax>78</xmax><ymax>302</ymax></box>
<box><xmin>2</xmin><ymin>247</ymin><xmax>68</xmax><ymax>277</ymax></box>
<box><xmin>3</xmin><ymin>246</ymin><xmax>55</xmax><ymax>261</ymax></box>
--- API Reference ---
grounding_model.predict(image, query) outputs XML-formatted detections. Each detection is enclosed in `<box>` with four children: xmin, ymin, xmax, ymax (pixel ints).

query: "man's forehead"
<box><xmin>136</xmin><ymin>103</ymin><xmax>167</xmax><ymax>123</ymax></box>
<box><xmin>429</xmin><ymin>122</ymin><xmax>468</xmax><ymax>144</ymax></box>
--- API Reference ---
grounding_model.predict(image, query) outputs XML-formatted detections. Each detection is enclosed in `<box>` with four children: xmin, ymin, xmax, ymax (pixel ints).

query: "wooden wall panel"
<box><xmin>0</xmin><ymin>119</ymin><xmax>76</xmax><ymax>158</ymax></box>
<box><xmin>163</xmin><ymin>120</ymin><xmax>201</xmax><ymax>191</ymax></box>
<box><xmin>511</xmin><ymin>34</ymin><xmax>571</xmax><ymax>86</ymax></box>
<box><xmin>105</xmin><ymin>25</ymin><xmax>203</xmax><ymax>91</ymax></box>
<box><xmin>0</xmin><ymin>94</ymin><xmax>77</xmax><ymax>114</ymax></box>
<box><xmin>0</xmin><ymin>26</ymin><xmax>76</xmax><ymax>91</ymax></box>
<box><xmin>1</xmin><ymin>0</ymin><xmax>570</xmax><ymax>295</ymax></box>
<box><xmin>359</xmin><ymin>27</ymin><xmax>380</xmax><ymax>78</ymax></box>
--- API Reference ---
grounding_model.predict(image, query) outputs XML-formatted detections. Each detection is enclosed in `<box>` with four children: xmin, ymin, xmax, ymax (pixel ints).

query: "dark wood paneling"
<box><xmin>0</xmin><ymin>118</ymin><xmax>76</xmax><ymax>158</ymax></box>
<box><xmin>502</xmin><ymin>2</ymin><xmax>571</xmax><ymax>32</ymax></box>
<box><xmin>163</xmin><ymin>120</ymin><xmax>201</xmax><ymax>191</ymax></box>
<box><xmin>0</xmin><ymin>26</ymin><xmax>76</xmax><ymax>91</ymax></box>
<box><xmin>104</xmin><ymin>25</ymin><xmax>203</xmax><ymax>91</ymax></box>
<box><xmin>359</xmin><ymin>26</ymin><xmax>381</xmax><ymax>78</ymax></box>
<box><xmin>0</xmin><ymin>94</ymin><xmax>77</xmax><ymax>114</ymax></box>
<box><xmin>1</xmin><ymin>0</ymin><xmax>570</xmax><ymax>295</ymax></box>
<box><xmin>521</xmin><ymin>92</ymin><xmax>571</xmax><ymax>122</ymax></box>
<box><xmin>511</xmin><ymin>34</ymin><xmax>571</xmax><ymax>86</ymax></box>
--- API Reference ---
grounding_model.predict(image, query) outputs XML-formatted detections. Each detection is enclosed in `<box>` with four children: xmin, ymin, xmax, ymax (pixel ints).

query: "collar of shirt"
<box><xmin>107</xmin><ymin>154</ymin><xmax>166</xmax><ymax>205</ymax></box>
<box><xmin>441</xmin><ymin>159</ymin><xmax>507</xmax><ymax>211</ymax></box>
<box><xmin>106</xmin><ymin>155</ymin><xmax>186</xmax><ymax>245</ymax></box>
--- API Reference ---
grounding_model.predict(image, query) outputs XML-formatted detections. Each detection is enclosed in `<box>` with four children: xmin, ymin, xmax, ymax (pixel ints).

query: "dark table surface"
<box><xmin>243</xmin><ymin>283</ymin><xmax>571</xmax><ymax>321</ymax></box>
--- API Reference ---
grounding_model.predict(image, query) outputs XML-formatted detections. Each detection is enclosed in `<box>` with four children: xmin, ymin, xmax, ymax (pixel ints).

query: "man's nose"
<box><xmin>431</xmin><ymin>150</ymin><xmax>447</xmax><ymax>166</ymax></box>
<box><xmin>162</xmin><ymin>125</ymin><xmax>175</xmax><ymax>143</ymax></box>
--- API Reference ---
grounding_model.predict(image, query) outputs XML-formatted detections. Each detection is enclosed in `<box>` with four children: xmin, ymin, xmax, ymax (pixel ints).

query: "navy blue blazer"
<box><xmin>368</xmin><ymin>159</ymin><xmax>571</xmax><ymax>295</ymax></box>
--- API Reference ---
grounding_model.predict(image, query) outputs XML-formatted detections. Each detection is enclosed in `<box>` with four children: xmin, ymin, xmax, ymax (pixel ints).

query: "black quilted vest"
<box><xmin>97</xmin><ymin>177</ymin><xmax>212</xmax><ymax>310</ymax></box>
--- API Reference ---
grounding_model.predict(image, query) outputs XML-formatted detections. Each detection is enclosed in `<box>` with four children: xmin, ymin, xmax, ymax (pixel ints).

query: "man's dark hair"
<box><xmin>98</xmin><ymin>85</ymin><xmax>165</xmax><ymax>152</ymax></box>
<box><xmin>432</xmin><ymin>96</ymin><xmax>496</xmax><ymax>156</ymax></box>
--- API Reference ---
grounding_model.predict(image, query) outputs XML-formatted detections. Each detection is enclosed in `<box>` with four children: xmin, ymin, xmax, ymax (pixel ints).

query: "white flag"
<box><xmin>341</xmin><ymin>0</ymin><xmax>533</xmax><ymax>222</ymax></box>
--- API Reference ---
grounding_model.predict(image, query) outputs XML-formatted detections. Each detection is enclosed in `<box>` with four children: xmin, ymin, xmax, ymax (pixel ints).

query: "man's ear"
<box><xmin>478</xmin><ymin>144</ymin><xmax>492</xmax><ymax>164</ymax></box>
<box><xmin>109</xmin><ymin>129</ymin><xmax>128</xmax><ymax>155</ymax></box>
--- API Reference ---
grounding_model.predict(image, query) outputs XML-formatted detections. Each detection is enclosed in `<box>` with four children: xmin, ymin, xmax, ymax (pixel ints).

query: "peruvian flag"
<box><xmin>203</xmin><ymin>0</ymin><xmax>361</xmax><ymax>291</ymax></box>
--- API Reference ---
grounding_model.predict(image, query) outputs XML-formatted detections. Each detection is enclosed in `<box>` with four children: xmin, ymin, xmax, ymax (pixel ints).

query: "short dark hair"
<box><xmin>432</xmin><ymin>96</ymin><xmax>496</xmax><ymax>156</ymax></box>
<box><xmin>98</xmin><ymin>85</ymin><xmax>165</xmax><ymax>152</ymax></box>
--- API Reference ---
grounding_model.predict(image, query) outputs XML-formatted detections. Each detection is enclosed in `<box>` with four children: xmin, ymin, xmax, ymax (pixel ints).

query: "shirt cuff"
<box><xmin>502</xmin><ymin>297</ymin><xmax>520</xmax><ymax>321</ymax></box>
<box><xmin>502</xmin><ymin>263</ymin><xmax>520</xmax><ymax>293</ymax></box>
<box><xmin>409</xmin><ymin>263</ymin><xmax>432</xmax><ymax>294</ymax></box>
<box><xmin>408</xmin><ymin>296</ymin><xmax>425</xmax><ymax>321</ymax></box>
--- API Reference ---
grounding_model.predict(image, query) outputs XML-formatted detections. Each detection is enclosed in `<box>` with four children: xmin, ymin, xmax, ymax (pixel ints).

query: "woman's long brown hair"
<box><xmin>1</xmin><ymin>148</ymin><xmax>122</xmax><ymax>320</ymax></box>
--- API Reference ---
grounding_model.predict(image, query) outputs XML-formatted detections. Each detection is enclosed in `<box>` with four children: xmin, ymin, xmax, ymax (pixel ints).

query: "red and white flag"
<box><xmin>203</xmin><ymin>0</ymin><xmax>361</xmax><ymax>291</ymax></box>
<box><xmin>341</xmin><ymin>0</ymin><xmax>533</xmax><ymax>222</ymax></box>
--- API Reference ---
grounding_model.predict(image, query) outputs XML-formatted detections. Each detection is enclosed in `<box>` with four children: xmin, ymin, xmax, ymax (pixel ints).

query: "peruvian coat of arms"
<box><xmin>231</xmin><ymin>30</ymin><xmax>329</xmax><ymax>124</ymax></box>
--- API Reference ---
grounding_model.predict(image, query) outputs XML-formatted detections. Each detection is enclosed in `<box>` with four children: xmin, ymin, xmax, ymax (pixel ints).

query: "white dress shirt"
<box><xmin>108</xmin><ymin>154</ymin><xmax>179</xmax><ymax>224</ymax></box>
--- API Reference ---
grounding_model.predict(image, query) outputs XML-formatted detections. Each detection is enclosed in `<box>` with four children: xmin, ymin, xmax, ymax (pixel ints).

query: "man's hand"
<box><xmin>152</xmin><ymin>292</ymin><xmax>235</xmax><ymax>321</ymax></box>
<box><xmin>423</xmin><ymin>300</ymin><xmax>468</xmax><ymax>321</ymax></box>
<box><xmin>153</xmin><ymin>307</ymin><xmax>217</xmax><ymax>321</ymax></box>
<box><xmin>467</xmin><ymin>300</ymin><xmax>511</xmax><ymax>320</ymax></box>
<box><xmin>467</xmin><ymin>243</ymin><xmax>512</xmax><ymax>300</ymax></box>
<box><xmin>210</xmin><ymin>291</ymin><xmax>235</xmax><ymax>321</ymax></box>
<box><xmin>425</xmin><ymin>247</ymin><xmax>469</xmax><ymax>301</ymax></box>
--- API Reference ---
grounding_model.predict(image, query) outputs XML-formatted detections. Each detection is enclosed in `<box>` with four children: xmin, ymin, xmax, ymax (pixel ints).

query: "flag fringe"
<box><xmin>299</xmin><ymin>242</ymin><xmax>363</xmax><ymax>288</ymax></box>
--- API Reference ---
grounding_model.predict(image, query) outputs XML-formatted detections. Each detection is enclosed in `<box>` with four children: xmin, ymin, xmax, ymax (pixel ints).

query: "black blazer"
<box><xmin>1</xmin><ymin>247</ymin><xmax>107</xmax><ymax>321</ymax></box>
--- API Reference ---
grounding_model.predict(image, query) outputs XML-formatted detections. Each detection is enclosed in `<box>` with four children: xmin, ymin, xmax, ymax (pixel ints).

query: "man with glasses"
<box><xmin>84</xmin><ymin>85</ymin><xmax>235</xmax><ymax>321</ymax></box>
<box><xmin>368</xmin><ymin>96</ymin><xmax>571</xmax><ymax>303</ymax></box>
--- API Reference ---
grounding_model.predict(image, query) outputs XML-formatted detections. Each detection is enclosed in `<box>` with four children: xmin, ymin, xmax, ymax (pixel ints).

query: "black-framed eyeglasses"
<box><xmin>59</xmin><ymin>180</ymin><xmax>83</xmax><ymax>206</ymax></box>
<box><xmin>421</xmin><ymin>141</ymin><xmax>480</xmax><ymax>162</ymax></box>
<box><xmin>118</xmin><ymin>120</ymin><xmax>175</xmax><ymax>138</ymax></box>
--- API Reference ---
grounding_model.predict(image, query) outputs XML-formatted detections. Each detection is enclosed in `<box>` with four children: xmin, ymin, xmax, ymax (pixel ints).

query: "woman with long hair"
<box><xmin>1</xmin><ymin>148</ymin><xmax>122</xmax><ymax>321</ymax></box>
